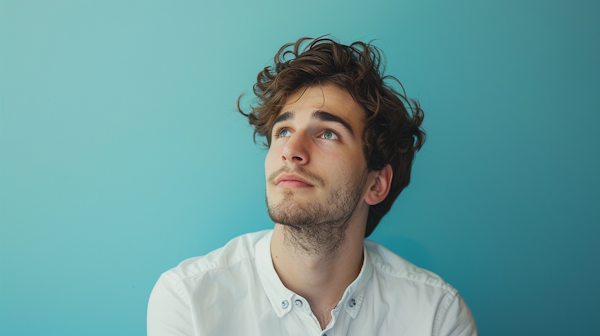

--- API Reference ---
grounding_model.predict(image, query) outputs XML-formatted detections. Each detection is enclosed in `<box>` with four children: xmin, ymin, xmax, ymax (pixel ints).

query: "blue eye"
<box><xmin>321</xmin><ymin>130</ymin><xmax>339</xmax><ymax>140</ymax></box>
<box><xmin>277</xmin><ymin>128</ymin><xmax>290</xmax><ymax>137</ymax></box>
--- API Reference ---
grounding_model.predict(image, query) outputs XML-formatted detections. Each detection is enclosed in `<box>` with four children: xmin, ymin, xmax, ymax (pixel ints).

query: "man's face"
<box><xmin>265</xmin><ymin>85</ymin><xmax>370</xmax><ymax>231</ymax></box>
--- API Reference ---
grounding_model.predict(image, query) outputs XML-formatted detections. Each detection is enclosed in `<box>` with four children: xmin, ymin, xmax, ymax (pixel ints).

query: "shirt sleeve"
<box><xmin>434</xmin><ymin>293</ymin><xmax>478</xmax><ymax>336</ymax></box>
<box><xmin>147</xmin><ymin>273</ymin><xmax>195</xmax><ymax>336</ymax></box>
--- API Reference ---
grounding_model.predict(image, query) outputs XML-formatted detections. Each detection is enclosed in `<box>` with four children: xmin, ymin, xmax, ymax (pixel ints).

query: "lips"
<box><xmin>275</xmin><ymin>174</ymin><xmax>314</xmax><ymax>187</ymax></box>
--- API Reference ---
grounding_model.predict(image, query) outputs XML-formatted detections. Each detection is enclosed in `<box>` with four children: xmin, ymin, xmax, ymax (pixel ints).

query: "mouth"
<box><xmin>275</xmin><ymin>174</ymin><xmax>314</xmax><ymax>188</ymax></box>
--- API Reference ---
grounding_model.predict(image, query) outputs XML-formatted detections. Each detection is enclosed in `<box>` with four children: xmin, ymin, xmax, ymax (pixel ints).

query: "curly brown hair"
<box><xmin>238</xmin><ymin>36</ymin><xmax>425</xmax><ymax>237</ymax></box>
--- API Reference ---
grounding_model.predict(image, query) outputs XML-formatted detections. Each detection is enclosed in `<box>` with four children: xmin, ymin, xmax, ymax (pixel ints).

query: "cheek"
<box><xmin>322</xmin><ymin>149</ymin><xmax>362</xmax><ymax>168</ymax></box>
<box><xmin>265</xmin><ymin>147</ymin><xmax>281</xmax><ymax>172</ymax></box>
<box><xmin>327</xmin><ymin>152</ymin><xmax>367</xmax><ymax>180</ymax></box>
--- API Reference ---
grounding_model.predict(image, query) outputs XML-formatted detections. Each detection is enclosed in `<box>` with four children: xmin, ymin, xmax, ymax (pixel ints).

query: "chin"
<box><xmin>267</xmin><ymin>195</ymin><xmax>322</xmax><ymax>226</ymax></box>
<box><xmin>268</xmin><ymin>194</ymin><xmax>304</xmax><ymax>211</ymax></box>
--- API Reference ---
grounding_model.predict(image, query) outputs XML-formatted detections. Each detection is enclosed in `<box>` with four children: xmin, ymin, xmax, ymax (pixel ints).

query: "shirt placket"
<box><xmin>289</xmin><ymin>295</ymin><xmax>325</xmax><ymax>336</ymax></box>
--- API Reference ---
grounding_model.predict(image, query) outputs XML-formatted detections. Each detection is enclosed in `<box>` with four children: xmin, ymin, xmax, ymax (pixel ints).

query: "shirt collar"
<box><xmin>255</xmin><ymin>230</ymin><xmax>373</xmax><ymax>319</ymax></box>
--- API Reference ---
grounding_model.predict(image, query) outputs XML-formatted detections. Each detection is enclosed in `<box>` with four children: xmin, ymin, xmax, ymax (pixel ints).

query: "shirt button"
<box><xmin>281</xmin><ymin>300</ymin><xmax>289</xmax><ymax>309</ymax></box>
<box><xmin>349</xmin><ymin>299</ymin><xmax>356</xmax><ymax>307</ymax></box>
<box><xmin>294</xmin><ymin>299</ymin><xmax>302</xmax><ymax>307</ymax></box>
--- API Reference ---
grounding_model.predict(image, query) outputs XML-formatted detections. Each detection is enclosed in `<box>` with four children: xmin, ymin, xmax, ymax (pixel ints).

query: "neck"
<box><xmin>270</xmin><ymin>206</ymin><xmax>367</xmax><ymax>329</ymax></box>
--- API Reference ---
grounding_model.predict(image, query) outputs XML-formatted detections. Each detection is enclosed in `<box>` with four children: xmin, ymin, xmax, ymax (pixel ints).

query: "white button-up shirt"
<box><xmin>148</xmin><ymin>230</ymin><xmax>477</xmax><ymax>336</ymax></box>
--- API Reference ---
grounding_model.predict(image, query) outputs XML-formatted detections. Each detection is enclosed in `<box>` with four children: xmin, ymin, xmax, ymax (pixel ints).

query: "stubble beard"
<box><xmin>267</xmin><ymin>170</ymin><xmax>368</xmax><ymax>257</ymax></box>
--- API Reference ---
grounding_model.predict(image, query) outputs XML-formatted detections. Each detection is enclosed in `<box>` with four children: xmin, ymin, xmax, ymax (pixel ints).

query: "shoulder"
<box><xmin>148</xmin><ymin>230</ymin><xmax>274</xmax><ymax>335</ymax></box>
<box><xmin>364</xmin><ymin>239</ymin><xmax>456</xmax><ymax>294</ymax></box>
<box><xmin>161</xmin><ymin>230</ymin><xmax>271</xmax><ymax>283</ymax></box>
<box><xmin>364</xmin><ymin>240</ymin><xmax>477</xmax><ymax>335</ymax></box>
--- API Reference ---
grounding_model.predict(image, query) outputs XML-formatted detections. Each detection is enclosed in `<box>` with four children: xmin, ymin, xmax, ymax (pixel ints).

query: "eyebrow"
<box><xmin>273</xmin><ymin>111</ymin><xmax>293</xmax><ymax>126</ymax></box>
<box><xmin>313</xmin><ymin>110</ymin><xmax>355</xmax><ymax>138</ymax></box>
<box><xmin>272</xmin><ymin>110</ymin><xmax>355</xmax><ymax>138</ymax></box>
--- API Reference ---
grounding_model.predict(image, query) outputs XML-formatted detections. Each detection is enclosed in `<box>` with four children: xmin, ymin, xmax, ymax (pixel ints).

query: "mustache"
<box><xmin>267</xmin><ymin>166</ymin><xmax>325</xmax><ymax>187</ymax></box>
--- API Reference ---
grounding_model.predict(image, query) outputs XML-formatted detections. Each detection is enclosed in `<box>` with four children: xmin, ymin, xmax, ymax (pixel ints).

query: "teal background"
<box><xmin>1</xmin><ymin>0</ymin><xmax>599</xmax><ymax>335</ymax></box>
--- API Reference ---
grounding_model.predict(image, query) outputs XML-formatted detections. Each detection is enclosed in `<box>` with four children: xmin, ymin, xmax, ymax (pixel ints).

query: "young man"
<box><xmin>148</xmin><ymin>37</ymin><xmax>477</xmax><ymax>336</ymax></box>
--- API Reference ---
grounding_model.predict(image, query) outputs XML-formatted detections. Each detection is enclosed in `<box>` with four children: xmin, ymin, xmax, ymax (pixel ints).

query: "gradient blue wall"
<box><xmin>1</xmin><ymin>0</ymin><xmax>599</xmax><ymax>335</ymax></box>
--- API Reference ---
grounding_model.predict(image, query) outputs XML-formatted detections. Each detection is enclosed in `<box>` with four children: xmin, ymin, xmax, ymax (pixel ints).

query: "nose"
<box><xmin>281</xmin><ymin>132</ymin><xmax>309</xmax><ymax>165</ymax></box>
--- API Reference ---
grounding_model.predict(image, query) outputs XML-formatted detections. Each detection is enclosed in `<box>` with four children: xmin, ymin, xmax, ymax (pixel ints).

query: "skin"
<box><xmin>265</xmin><ymin>84</ymin><xmax>393</xmax><ymax>329</ymax></box>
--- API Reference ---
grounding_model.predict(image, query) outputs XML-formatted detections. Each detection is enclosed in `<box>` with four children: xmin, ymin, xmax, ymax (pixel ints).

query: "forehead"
<box><xmin>279</xmin><ymin>85</ymin><xmax>365</xmax><ymax>127</ymax></box>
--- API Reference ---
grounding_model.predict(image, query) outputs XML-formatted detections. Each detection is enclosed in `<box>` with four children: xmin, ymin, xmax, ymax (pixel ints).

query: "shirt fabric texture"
<box><xmin>148</xmin><ymin>230</ymin><xmax>477</xmax><ymax>336</ymax></box>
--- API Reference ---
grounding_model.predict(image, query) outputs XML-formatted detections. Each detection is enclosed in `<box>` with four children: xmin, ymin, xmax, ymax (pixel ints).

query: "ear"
<box><xmin>364</xmin><ymin>164</ymin><xmax>393</xmax><ymax>206</ymax></box>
